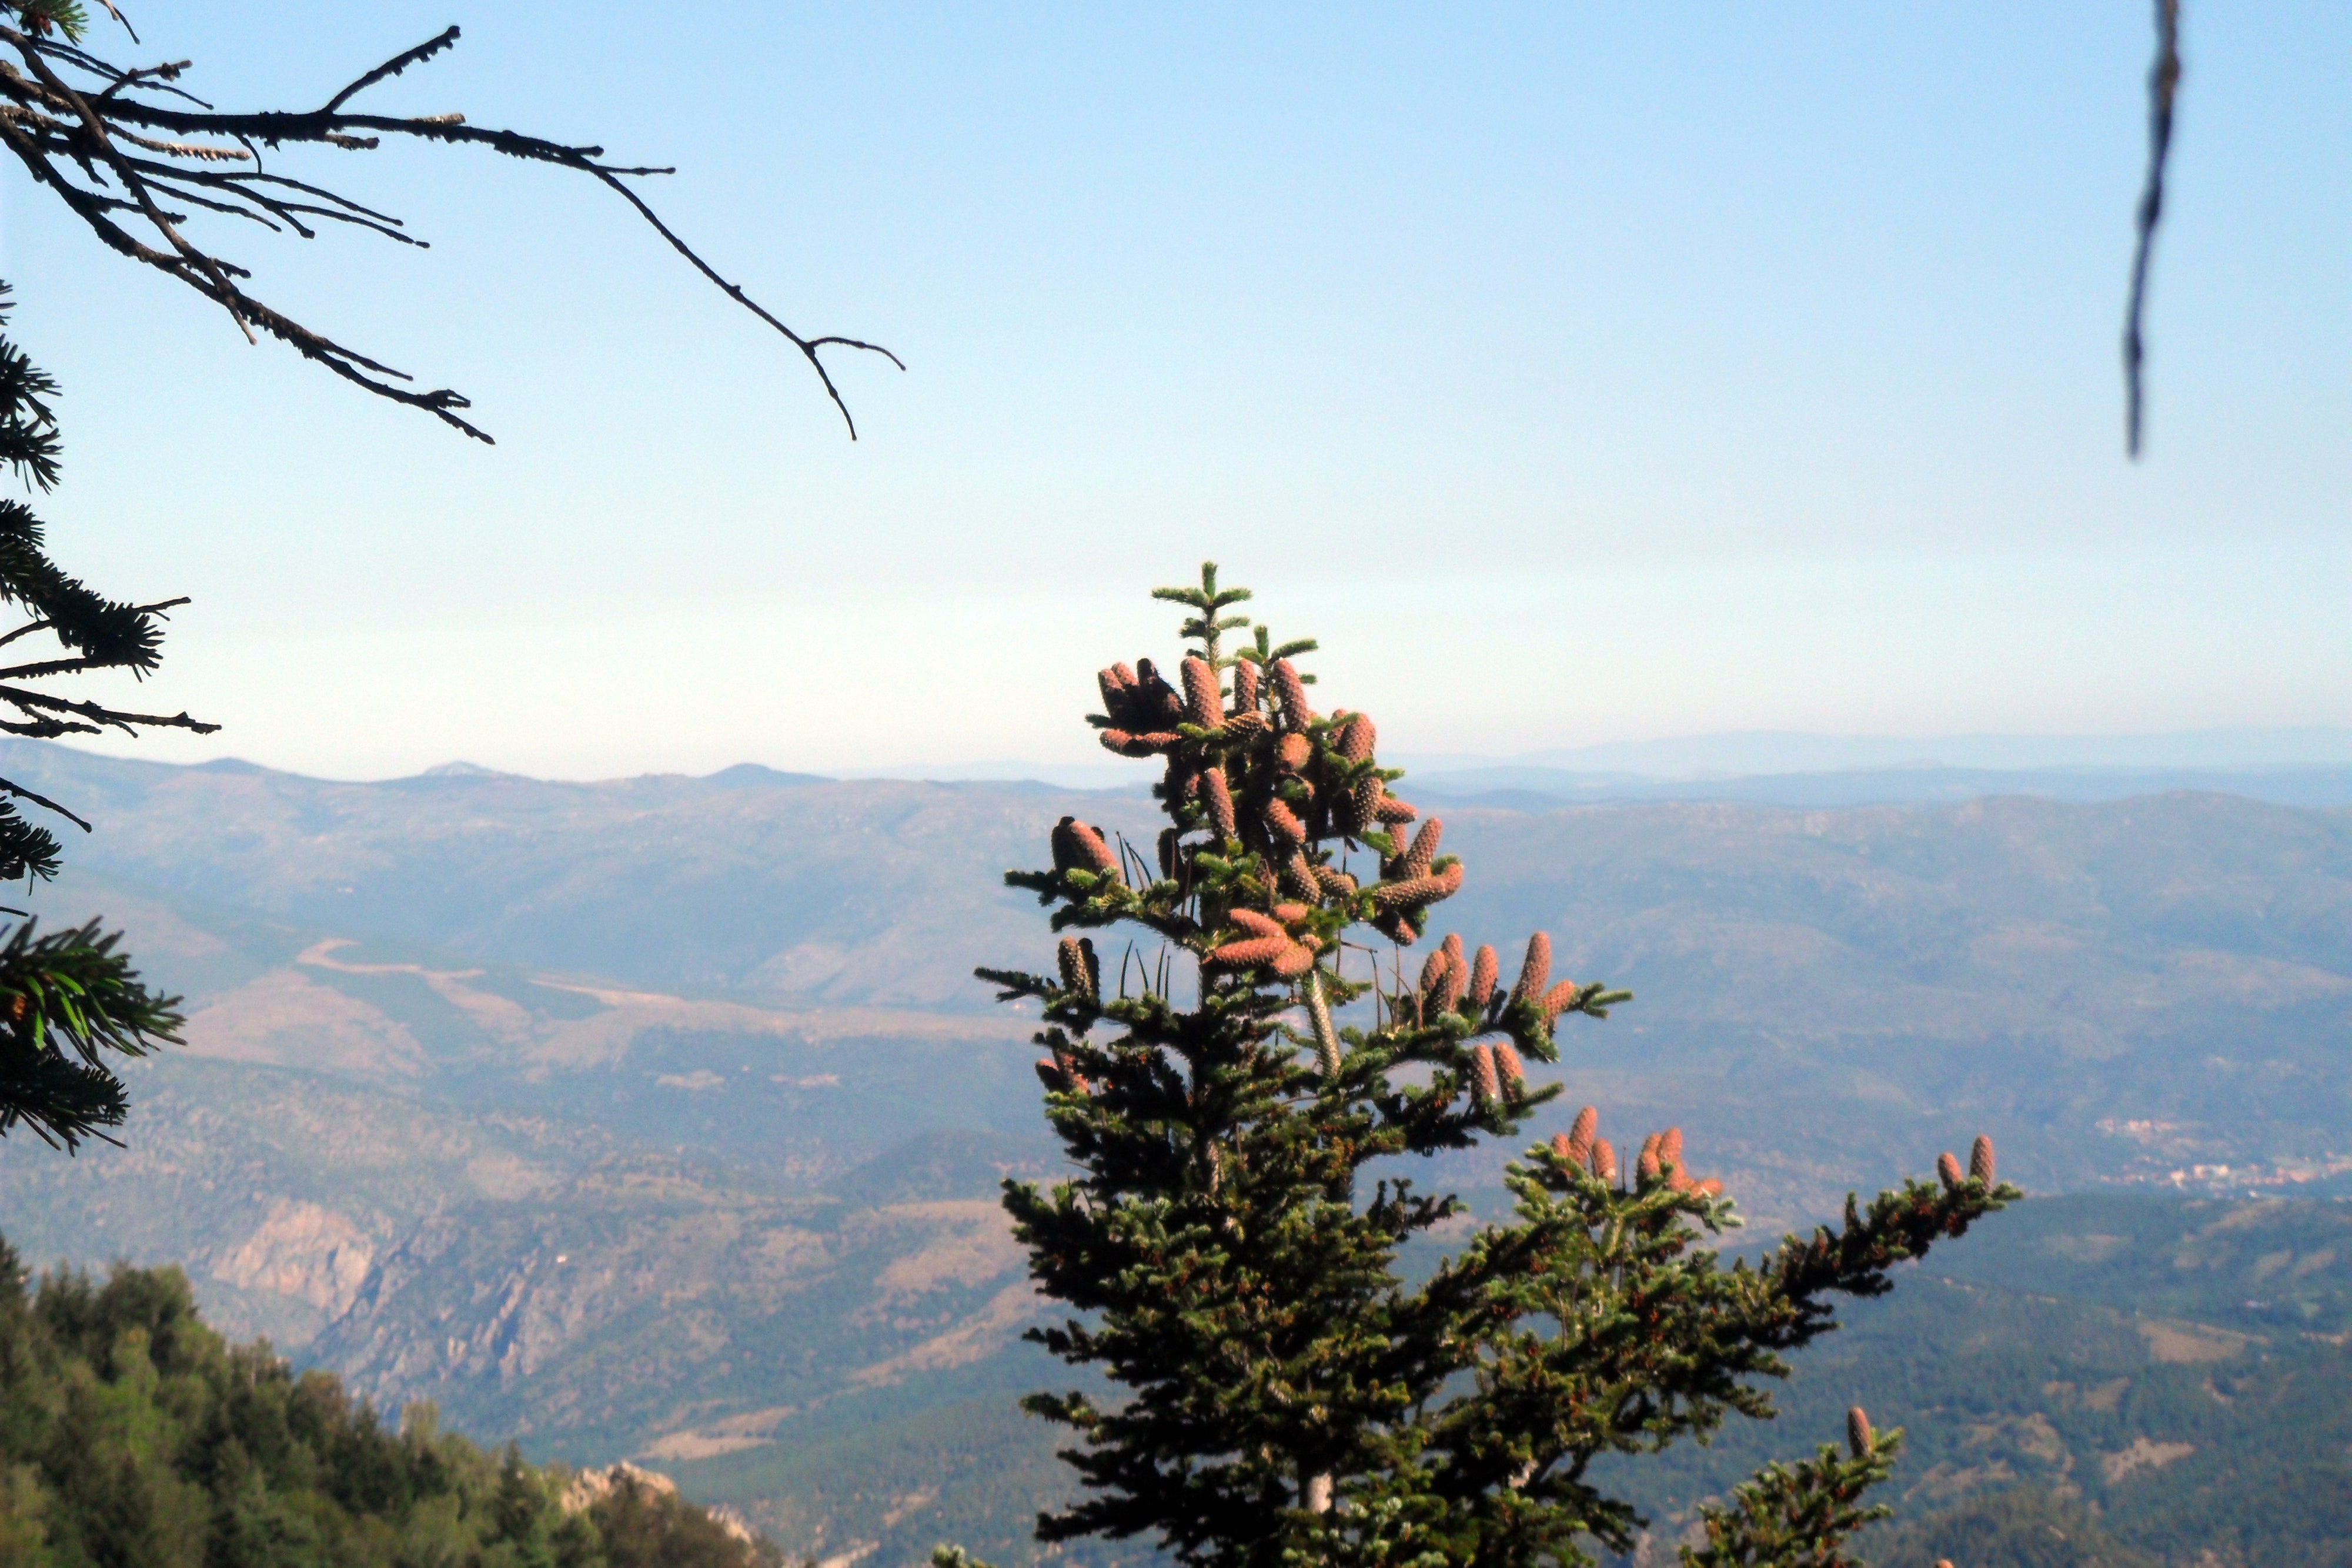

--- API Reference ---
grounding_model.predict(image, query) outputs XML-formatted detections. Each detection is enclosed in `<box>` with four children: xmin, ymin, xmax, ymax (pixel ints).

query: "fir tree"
<box><xmin>958</xmin><ymin>565</ymin><xmax>2020</xmax><ymax>1568</ymax></box>
<box><xmin>0</xmin><ymin>285</ymin><xmax>196</xmax><ymax>1151</ymax></box>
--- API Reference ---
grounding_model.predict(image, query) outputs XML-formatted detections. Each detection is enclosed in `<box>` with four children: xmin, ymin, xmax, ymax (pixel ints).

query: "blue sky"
<box><xmin>1</xmin><ymin>2</ymin><xmax>2344</xmax><ymax>779</ymax></box>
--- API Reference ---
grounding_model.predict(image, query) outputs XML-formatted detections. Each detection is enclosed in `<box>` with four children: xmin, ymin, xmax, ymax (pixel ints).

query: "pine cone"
<box><xmin>1970</xmin><ymin>1134</ymin><xmax>1997</xmax><ymax>1185</ymax></box>
<box><xmin>1637</xmin><ymin>1132</ymin><xmax>1662</xmax><ymax>1182</ymax></box>
<box><xmin>1470</xmin><ymin>1043</ymin><xmax>1501</xmax><ymax>1109</ymax></box>
<box><xmin>1057</xmin><ymin>937</ymin><xmax>1093</xmax><ymax>999</ymax></box>
<box><xmin>1132</xmin><ymin>657</ymin><xmax>1185</xmax><ymax>726</ymax></box>
<box><xmin>1659</xmin><ymin>1126</ymin><xmax>1684</xmax><ymax>1175</ymax></box>
<box><xmin>1591</xmin><ymin>1138</ymin><xmax>1618</xmax><ymax>1184</ymax></box>
<box><xmin>1098</xmin><ymin>663</ymin><xmax>1138</xmax><ymax>725</ymax></box>
<box><xmin>1438</xmin><ymin>952</ymin><xmax>1468</xmax><ymax>1014</ymax></box>
<box><xmin>1398</xmin><ymin>818</ymin><xmax>1443</xmax><ymax>880</ymax></box>
<box><xmin>1182</xmin><ymin>656</ymin><xmax>1222</xmax><ymax>730</ymax></box>
<box><xmin>1511</xmin><ymin>932</ymin><xmax>1553</xmax><ymax>1006</ymax></box>
<box><xmin>1272</xmin><ymin>943</ymin><xmax>1317</xmax><ymax>979</ymax></box>
<box><xmin>1566</xmin><ymin>1105</ymin><xmax>1598</xmax><ymax>1164</ymax></box>
<box><xmin>1282</xmin><ymin>851</ymin><xmax>1321</xmax><ymax>903</ymax></box>
<box><xmin>1494</xmin><ymin>1042</ymin><xmax>1525</xmax><ymax>1095</ymax></box>
<box><xmin>1208</xmin><ymin>935</ymin><xmax>1290</xmax><ymax>968</ymax></box>
<box><xmin>1418</xmin><ymin>951</ymin><xmax>1451</xmax><ymax>1001</ymax></box>
<box><xmin>1338</xmin><ymin>713</ymin><xmax>1376</xmax><ymax>763</ymax></box>
<box><xmin>1065</xmin><ymin>820</ymin><xmax>1122</xmax><ymax>880</ymax></box>
<box><xmin>1846</xmin><ymin>1407</ymin><xmax>1875</xmax><ymax>1458</ymax></box>
<box><xmin>1231</xmin><ymin>658</ymin><xmax>1260</xmax><ymax>714</ymax></box>
<box><xmin>1468</xmin><ymin>945</ymin><xmax>1499</xmax><ymax>1007</ymax></box>
<box><xmin>1277</xmin><ymin>733</ymin><xmax>1312</xmax><ymax>773</ymax></box>
<box><xmin>1937</xmin><ymin>1151</ymin><xmax>1963</xmax><ymax>1190</ymax></box>
<box><xmin>1369</xmin><ymin>865</ymin><xmax>1462</xmax><ymax>912</ymax></box>
<box><xmin>1204</xmin><ymin>769</ymin><xmax>1238</xmax><ymax>839</ymax></box>
<box><xmin>1264</xmin><ymin>797</ymin><xmax>1307</xmax><ymax>847</ymax></box>
<box><xmin>1540</xmin><ymin>979</ymin><xmax>1581</xmax><ymax>1024</ymax></box>
<box><xmin>1269</xmin><ymin>659</ymin><xmax>1315</xmax><ymax>730</ymax></box>
<box><xmin>1341</xmin><ymin>778</ymin><xmax>1379</xmax><ymax>835</ymax></box>
<box><xmin>1230</xmin><ymin>909</ymin><xmax>1284</xmax><ymax>939</ymax></box>
<box><xmin>1313</xmin><ymin>864</ymin><xmax>1358</xmax><ymax>900</ymax></box>
<box><xmin>1695</xmin><ymin>1178</ymin><xmax>1724</xmax><ymax>1198</ymax></box>
<box><xmin>1221</xmin><ymin>710</ymin><xmax>1271</xmax><ymax>738</ymax></box>
<box><xmin>1372</xmin><ymin>791</ymin><xmax>1419</xmax><ymax>824</ymax></box>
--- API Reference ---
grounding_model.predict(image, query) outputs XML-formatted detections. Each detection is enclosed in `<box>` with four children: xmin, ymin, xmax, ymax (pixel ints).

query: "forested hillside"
<box><xmin>0</xmin><ymin>1237</ymin><xmax>780</xmax><ymax>1567</ymax></box>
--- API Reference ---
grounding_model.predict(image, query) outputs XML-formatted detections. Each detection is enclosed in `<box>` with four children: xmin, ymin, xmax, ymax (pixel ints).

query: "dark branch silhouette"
<box><xmin>2123</xmin><ymin>0</ymin><xmax>2181</xmax><ymax>459</ymax></box>
<box><xmin>0</xmin><ymin>13</ymin><xmax>902</xmax><ymax>440</ymax></box>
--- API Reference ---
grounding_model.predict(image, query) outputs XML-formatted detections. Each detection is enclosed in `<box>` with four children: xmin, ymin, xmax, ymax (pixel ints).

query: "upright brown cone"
<box><xmin>1846</xmin><ymin>1406</ymin><xmax>1874</xmax><ymax>1458</ymax></box>
<box><xmin>1469</xmin><ymin>1043</ymin><xmax>1501</xmax><ymax>1109</ymax></box>
<box><xmin>1468</xmin><ymin>945</ymin><xmax>1499</xmax><ymax>1007</ymax></box>
<box><xmin>1937</xmin><ymin>1151</ymin><xmax>1963</xmax><ymax>1191</ymax></box>
<box><xmin>1203</xmin><ymin>770</ymin><xmax>1237</xmax><ymax>839</ymax></box>
<box><xmin>1231</xmin><ymin>658</ymin><xmax>1260</xmax><ymax>714</ymax></box>
<box><xmin>1270</xmin><ymin>659</ymin><xmax>1315</xmax><ymax>730</ymax></box>
<box><xmin>1970</xmin><ymin>1135</ymin><xmax>1997</xmax><ymax>1185</ymax></box>
<box><xmin>1566</xmin><ymin>1105</ymin><xmax>1598</xmax><ymax>1164</ymax></box>
<box><xmin>1511</xmin><ymin>932</ymin><xmax>1552</xmax><ymax>1006</ymax></box>
<box><xmin>1181</xmin><ymin>656</ymin><xmax>1222</xmax><ymax>730</ymax></box>
<box><xmin>1398</xmin><ymin>818</ymin><xmax>1443</xmax><ymax>881</ymax></box>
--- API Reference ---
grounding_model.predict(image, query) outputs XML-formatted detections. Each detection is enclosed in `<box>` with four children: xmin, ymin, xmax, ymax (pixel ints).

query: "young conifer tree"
<box><xmin>0</xmin><ymin>285</ymin><xmax>195</xmax><ymax>1151</ymax></box>
<box><xmin>958</xmin><ymin>565</ymin><xmax>2020</xmax><ymax>1568</ymax></box>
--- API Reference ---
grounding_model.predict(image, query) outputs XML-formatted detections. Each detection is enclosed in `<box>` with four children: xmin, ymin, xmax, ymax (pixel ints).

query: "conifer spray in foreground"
<box><xmin>947</xmin><ymin>566</ymin><xmax>2019</xmax><ymax>1568</ymax></box>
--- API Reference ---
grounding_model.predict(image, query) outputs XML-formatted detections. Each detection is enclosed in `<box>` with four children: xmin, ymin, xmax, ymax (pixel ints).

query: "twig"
<box><xmin>2123</xmin><ymin>0</ymin><xmax>2181</xmax><ymax>460</ymax></box>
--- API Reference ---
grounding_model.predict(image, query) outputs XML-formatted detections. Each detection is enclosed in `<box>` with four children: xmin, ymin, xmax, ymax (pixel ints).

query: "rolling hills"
<box><xmin>0</xmin><ymin>737</ymin><xmax>2348</xmax><ymax>1562</ymax></box>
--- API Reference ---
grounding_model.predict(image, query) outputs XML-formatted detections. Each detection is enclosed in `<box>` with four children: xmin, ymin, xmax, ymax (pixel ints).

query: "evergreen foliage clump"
<box><xmin>0</xmin><ymin>1232</ymin><xmax>782</xmax><ymax>1567</ymax></box>
<box><xmin>957</xmin><ymin>566</ymin><xmax>2021</xmax><ymax>1567</ymax></box>
<box><xmin>0</xmin><ymin>286</ymin><xmax>202</xmax><ymax>1152</ymax></box>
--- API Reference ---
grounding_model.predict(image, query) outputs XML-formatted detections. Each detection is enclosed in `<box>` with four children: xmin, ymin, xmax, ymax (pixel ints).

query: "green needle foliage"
<box><xmin>0</xmin><ymin>1234</ymin><xmax>784</xmax><ymax>1567</ymax></box>
<box><xmin>0</xmin><ymin>284</ymin><xmax>203</xmax><ymax>1152</ymax></box>
<box><xmin>952</xmin><ymin>566</ymin><xmax>2020</xmax><ymax>1568</ymax></box>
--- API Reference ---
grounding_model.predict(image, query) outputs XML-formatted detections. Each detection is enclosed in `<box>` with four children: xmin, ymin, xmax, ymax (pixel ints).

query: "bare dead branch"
<box><xmin>0</xmin><ymin>20</ymin><xmax>899</xmax><ymax>440</ymax></box>
<box><xmin>2123</xmin><ymin>0</ymin><xmax>2181</xmax><ymax>460</ymax></box>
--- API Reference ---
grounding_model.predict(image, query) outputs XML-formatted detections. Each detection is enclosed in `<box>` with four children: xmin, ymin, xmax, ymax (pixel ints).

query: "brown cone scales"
<box><xmin>1494</xmin><ymin>1042</ymin><xmax>1525</xmax><ymax>1096</ymax></box>
<box><xmin>1512</xmin><ymin>932</ymin><xmax>1552</xmax><ymax>1005</ymax></box>
<box><xmin>1591</xmin><ymin>1138</ymin><xmax>1619</xmax><ymax>1184</ymax></box>
<box><xmin>1181</xmin><ymin>656</ymin><xmax>1221</xmax><ymax>730</ymax></box>
<box><xmin>1846</xmin><ymin>1407</ymin><xmax>1875</xmax><ymax>1458</ymax></box>
<box><xmin>1566</xmin><ymin>1105</ymin><xmax>1598</xmax><ymax>1165</ymax></box>
<box><xmin>1971</xmin><ymin>1135</ymin><xmax>1997</xmax><ymax>1185</ymax></box>
<box><xmin>1269</xmin><ymin>659</ymin><xmax>1315</xmax><ymax>730</ymax></box>
<box><xmin>1338</xmin><ymin>712</ymin><xmax>1375</xmax><ymax>763</ymax></box>
<box><xmin>1468</xmin><ymin>945</ymin><xmax>1499</xmax><ymax>1007</ymax></box>
<box><xmin>1470</xmin><ymin>1043</ymin><xmax>1501</xmax><ymax>1109</ymax></box>
<box><xmin>1398</xmin><ymin>818</ymin><xmax>1443</xmax><ymax>881</ymax></box>
<box><xmin>1937</xmin><ymin>1152</ymin><xmax>1963</xmax><ymax>1190</ymax></box>
<box><xmin>1231</xmin><ymin>658</ymin><xmax>1260</xmax><ymax>714</ymax></box>
<box><xmin>1204</xmin><ymin>769</ymin><xmax>1238</xmax><ymax>839</ymax></box>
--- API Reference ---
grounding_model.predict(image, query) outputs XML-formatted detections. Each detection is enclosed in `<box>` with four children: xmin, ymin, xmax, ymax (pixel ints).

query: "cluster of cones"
<box><xmin>1548</xmin><ymin>1105</ymin><xmax>1726</xmax><ymax>1198</ymax></box>
<box><xmin>1092</xmin><ymin>653</ymin><xmax>1459</xmax><ymax>943</ymax></box>
<box><xmin>1939</xmin><ymin>1136</ymin><xmax>1998</xmax><ymax>1191</ymax></box>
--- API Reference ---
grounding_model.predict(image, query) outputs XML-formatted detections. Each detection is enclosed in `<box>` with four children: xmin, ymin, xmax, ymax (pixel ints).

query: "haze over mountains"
<box><xmin>0</xmin><ymin>736</ymin><xmax>2347</xmax><ymax>1561</ymax></box>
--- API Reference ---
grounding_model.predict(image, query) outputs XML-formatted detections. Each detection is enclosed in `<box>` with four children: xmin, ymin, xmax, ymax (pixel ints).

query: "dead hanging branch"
<box><xmin>2123</xmin><ymin>0</ymin><xmax>2181</xmax><ymax>460</ymax></box>
<box><xmin>0</xmin><ymin>14</ymin><xmax>902</xmax><ymax>440</ymax></box>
